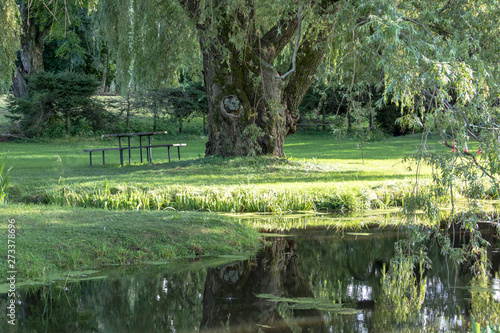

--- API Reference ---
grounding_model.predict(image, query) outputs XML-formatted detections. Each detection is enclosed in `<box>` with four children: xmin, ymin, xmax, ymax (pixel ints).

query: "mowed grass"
<box><xmin>0</xmin><ymin>204</ymin><xmax>261</xmax><ymax>280</ymax></box>
<box><xmin>1</xmin><ymin>134</ymin><xmax>432</xmax><ymax>189</ymax></box>
<box><xmin>0</xmin><ymin>133</ymin><xmax>455</xmax><ymax>212</ymax></box>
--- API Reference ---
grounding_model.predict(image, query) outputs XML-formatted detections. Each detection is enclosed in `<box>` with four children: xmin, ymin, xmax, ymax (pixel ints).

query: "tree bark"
<box><xmin>201</xmin><ymin>37</ymin><xmax>290</xmax><ymax>156</ymax></box>
<box><xmin>181</xmin><ymin>0</ymin><xmax>338</xmax><ymax>157</ymax></box>
<box><xmin>11</xmin><ymin>3</ymin><xmax>52</xmax><ymax>98</ymax></box>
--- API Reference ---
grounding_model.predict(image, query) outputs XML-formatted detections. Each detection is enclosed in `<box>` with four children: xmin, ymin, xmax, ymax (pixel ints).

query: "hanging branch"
<box><xmin>277</xmin><ymin>4</ymin><xmax>302</xmax><ymax>79</ymax></box>
<box><xmin>443</xmin><ymin>140</ymin><xmax>499</xmax><ymax>189</ymax></box>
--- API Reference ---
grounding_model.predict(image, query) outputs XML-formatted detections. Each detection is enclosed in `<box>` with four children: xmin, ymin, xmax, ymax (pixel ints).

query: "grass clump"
<box><xmin>0</xmin><ymin>204</ymin><xmax>261</xmax><ymax>280</ymax></box>
<box><xmin>0</xmin><ymin>154</ymin><xmax>10</xmax><ymax>204</ymax></box>
<box><xmin>24</xmin><ymin>178</ymin><xmax>448</xmax><ymax>214</ymax></box>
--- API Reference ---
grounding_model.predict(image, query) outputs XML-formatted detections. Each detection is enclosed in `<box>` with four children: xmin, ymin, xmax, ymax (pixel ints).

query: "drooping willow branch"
<box><xmin>443</xmin><ymin>140</ymin><xmax>499</xmax><ymax>190</ymax></box>
<box><xmin>277</xmin><ymin>5</ymin><xmax>302</xmax><ymax>79</ymax></box>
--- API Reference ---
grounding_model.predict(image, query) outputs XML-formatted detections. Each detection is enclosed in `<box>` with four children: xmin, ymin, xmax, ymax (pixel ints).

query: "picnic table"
<box><xmin>82</xmin><ymin>131</ymin><xmax>186</xmax><ymax>166</ymax></box>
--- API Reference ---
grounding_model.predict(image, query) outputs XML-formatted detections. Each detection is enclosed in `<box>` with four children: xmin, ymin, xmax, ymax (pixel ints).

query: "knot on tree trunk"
<box><xmin>219</xmin><ymin>95</ymin><xmax>242</xmax><ymax>121</ymax></box>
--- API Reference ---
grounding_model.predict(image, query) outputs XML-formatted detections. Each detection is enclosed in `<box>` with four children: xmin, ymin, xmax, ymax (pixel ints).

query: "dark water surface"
<box><xmin>2</xmin><ymin>224</ymin><xmax>500</xmax><ymax>332</ymax></box>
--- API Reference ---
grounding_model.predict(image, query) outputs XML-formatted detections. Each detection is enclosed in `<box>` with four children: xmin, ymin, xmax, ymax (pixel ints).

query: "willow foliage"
<box><xmin>96</xmin><ymin>0</ymin><xmax>201</xmax><ymax>89</ymax></box>
<box><xmin>0</xmin><ymin>0</ymin><xmax>21</xmax><ymax>91</ymax></box>
<box><xmin>318</xmin><ymin>0</ymin><xmax>500</xmax><ymax>197</ymax></box>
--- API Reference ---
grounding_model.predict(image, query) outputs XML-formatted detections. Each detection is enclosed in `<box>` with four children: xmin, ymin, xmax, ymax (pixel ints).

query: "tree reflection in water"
<box><xmin>201</xmin><ymin>238</ymin><xmax>327</xmax><ymax>332</ymax></box>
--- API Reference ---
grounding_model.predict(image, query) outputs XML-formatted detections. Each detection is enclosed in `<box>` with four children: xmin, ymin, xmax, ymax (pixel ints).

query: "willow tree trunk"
<box><xmin>202</xmin><ymin>40</ymin><xmax>293</xmax><ymax>157</ymax></box>
<box><xmin>101</xmin><ymin>54</ymin><xmax>108</xmax><ymax>93</ymax></box>
<box><xmin>11</xmin><ymin>3</ymin><xmax>52</xmax><ymax>98</ymax></box>
<box><xmin>180</xmin><ymin>0</ymin><xmax>337</xmax><ymax>157</ymax></box>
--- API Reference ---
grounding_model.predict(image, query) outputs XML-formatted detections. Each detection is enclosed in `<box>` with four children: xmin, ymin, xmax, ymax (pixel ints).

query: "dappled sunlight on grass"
<box><xmin>1</xmin><ymin>133</ymin><xmax>446</xmax><ymax>212</ymax></box>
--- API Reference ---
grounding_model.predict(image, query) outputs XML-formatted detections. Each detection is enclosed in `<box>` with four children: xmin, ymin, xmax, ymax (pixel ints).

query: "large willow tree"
<box><xmin>0</xmin><ymin>0</ymin><xmax>21</xmax><ymax>92</ymax></box>
<box><xmin>97</xmin><ymin>0</ymin><xmax>341</xmax><ymax>156</ymax></box>
<box><xmin>3</xmin><ymin>0</ymin><xmax>500</xmax><ymax>167</ymax></box>
<box><xmin>96</xmin><ymin>0</ymin><xmax>500</xmax><ymax>162</ymax></box>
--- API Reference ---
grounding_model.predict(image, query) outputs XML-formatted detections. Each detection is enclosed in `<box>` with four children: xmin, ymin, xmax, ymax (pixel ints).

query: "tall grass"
<box><xmin>31</xmin><ymin>179</ymin><xmax>450</xmax><ymax>213</ymax></box>
<box><xmin>0</xmin><ymin>154</ymin><xmax>10</xmax><ymax>204</ymax></box>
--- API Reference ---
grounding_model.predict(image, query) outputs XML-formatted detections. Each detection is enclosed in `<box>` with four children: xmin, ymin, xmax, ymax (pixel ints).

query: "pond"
<box><xmin>2</xmin><ymin>216</ymin><xmax>500</xmax><ymax>332</ymax></box>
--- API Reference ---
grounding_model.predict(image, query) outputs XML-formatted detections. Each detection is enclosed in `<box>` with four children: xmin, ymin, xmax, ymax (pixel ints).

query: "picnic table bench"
<box><xmin>82</xmin><ymin>131</ymin><xmax>186</xmax><ymax>166</ymax></box>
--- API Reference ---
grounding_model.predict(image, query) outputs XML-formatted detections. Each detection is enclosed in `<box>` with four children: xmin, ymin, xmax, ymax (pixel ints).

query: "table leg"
<box><xmin>119</xmin><ymin>137</ymin><xmax>123</xmax><ymax>166</ymax></box>
<box><xmin>102</xmin><ymin>151</ymin><xmax>105</xmax><ymax>165</ymax></box>
<box><xmin>89</xmin><ymin>151</ymin><xmax>92</xmax><ymax>166</ymax></box>
<box><xmin>178</xmin><ymin>146</ymin><xmax>181</xmax><ymax>160</ymax></box>
<box><xmin>168</xmin><ymin>146</ymin><xmax>171</xmax><ymax>162</ymax></box>
<box><xmin>128</xmin><ymin>136</ymin><xmax>131</xmax><ymax>164</ymax></box>
<box><xmin>140</xmin><ymin>136</ymin><xmax>143</xmax><ymax>163</ymax></box>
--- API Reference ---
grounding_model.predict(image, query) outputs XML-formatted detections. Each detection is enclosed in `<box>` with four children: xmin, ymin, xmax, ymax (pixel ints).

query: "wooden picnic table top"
<box><xmin>101</xmin><ymin>131</ymin><xmax>167</xmax><ymax>138</ymax></box>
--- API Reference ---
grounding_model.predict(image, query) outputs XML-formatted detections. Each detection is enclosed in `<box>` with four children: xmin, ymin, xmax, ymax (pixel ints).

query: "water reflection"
<box><xmin>201</xmin><ymin>238</ymin><xmax>327</xmax><ymax>332</ymax></box>
<box><xmin>1</xmin><ymin>224</ymin><xmax>500</xmax><ymax>332</ymax></box>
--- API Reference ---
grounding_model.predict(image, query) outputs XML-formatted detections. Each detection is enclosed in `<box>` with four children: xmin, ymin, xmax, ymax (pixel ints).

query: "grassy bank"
<box><xmin>0</xmin><ymin>204</ymin><xmax>261</xmax><ymax>281</ymax></box>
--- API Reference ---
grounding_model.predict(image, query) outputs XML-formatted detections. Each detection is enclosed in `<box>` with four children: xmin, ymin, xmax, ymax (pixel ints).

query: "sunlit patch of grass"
<box><xmin>0</xmin><ymin>203</ymin><xmax>261</xmax><ymax>280</ymax></box>
<box><xmin>2</xmin><ymin>133</ymin><xmax>488</xmax><ymax>213</ymax></box>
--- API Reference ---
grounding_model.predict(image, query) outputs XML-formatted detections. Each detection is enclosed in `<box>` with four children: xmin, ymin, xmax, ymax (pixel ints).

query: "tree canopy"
<box><xmin>2</xmin><ymin>0</ymin><xmax>499</xmax><ymax>167</ymax></box>
<box><xmin>1</xmin><ymin>0</ymin><xmax>100</xmax><ymax>96</ymax></box>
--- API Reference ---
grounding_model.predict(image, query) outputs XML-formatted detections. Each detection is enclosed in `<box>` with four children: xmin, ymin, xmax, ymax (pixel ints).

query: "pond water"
<box><xmin>2</xmin><ymin>218</ymin><xmax>500</xmax><ymax>332</ymax></box>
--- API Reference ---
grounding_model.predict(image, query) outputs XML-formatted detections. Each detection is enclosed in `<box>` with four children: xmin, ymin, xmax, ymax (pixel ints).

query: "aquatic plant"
<box><xmin>25</xmin><ymin>179</ymin><xmax>454</xmax><ymax>214</ymax></box>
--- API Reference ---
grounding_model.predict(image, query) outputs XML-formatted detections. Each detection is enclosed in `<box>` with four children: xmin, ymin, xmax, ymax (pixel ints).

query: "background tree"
<box><xmin>41</xmin><ymin>7</ymin><xmax>115</xmax><ymax>91</ymax></box>
<box><xmin>0</xmin><ymin>0</ymin><xmax>21</xmax><ymax>92</ymax></box>
<box><xmin>6</xmin><ymin>0</ymin><xmax>99</xmax><ymax>97</ymax></box>
<box><xmin>8</xmin><ymin>72</ymin><xmax>107</xmax><ymax>137</ymax></box>
<box><xmin>164</xmin><ymin>82</ymin><xmax>208</xmax><ymax>134</ymax></box>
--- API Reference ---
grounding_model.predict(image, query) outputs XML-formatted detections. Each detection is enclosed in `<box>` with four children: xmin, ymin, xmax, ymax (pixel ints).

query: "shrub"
<box><xmin>7</xmin><ymin>72</ymin><xmax>108</xmax><ymax>137</ymax></box>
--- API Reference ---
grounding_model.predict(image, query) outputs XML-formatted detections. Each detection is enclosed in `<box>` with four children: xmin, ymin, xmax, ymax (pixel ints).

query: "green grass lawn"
<box><xmin>0</xmin><ymin>133</ymin><xmax>433</xmax><ymax>188</ymax></box>
<box><xmin>0</xmin><ymin>133</ymin><xmax>458</xmax><ymax>212</ymax></box>
<box><xmin>0</xmin><ymin>204</ymin><xmax>261</xmax><ymax>281</ymax></box>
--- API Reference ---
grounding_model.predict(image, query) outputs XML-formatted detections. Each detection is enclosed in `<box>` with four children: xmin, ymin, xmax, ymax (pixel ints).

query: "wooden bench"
<box><xmin>83</xmin><ymin>131</ymin><xmax>186</xmax><ymax>166</ymax></box>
